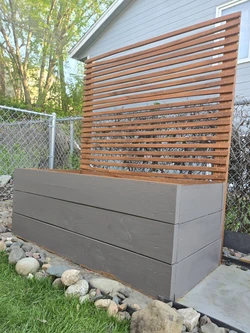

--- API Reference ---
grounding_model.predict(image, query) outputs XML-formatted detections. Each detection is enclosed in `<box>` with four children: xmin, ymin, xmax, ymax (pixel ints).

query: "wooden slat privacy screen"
<box><xmin>81</xmin><ymin>12</ymin><xmax>241</xmax><ymax>184</ymax></box>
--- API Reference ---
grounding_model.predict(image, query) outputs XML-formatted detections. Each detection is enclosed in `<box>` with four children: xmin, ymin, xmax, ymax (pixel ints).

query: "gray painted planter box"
<box><xmin>12</xmin><ymin>169</ymin><xmax>224</xmax><ymax>300</ymax></box>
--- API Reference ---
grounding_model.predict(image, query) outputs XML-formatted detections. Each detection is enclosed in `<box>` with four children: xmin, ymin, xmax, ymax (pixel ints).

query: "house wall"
<box><xmin>80</xmin><ymin>0</ymin><xmax>250</xmax><ymax>99</ymax></box>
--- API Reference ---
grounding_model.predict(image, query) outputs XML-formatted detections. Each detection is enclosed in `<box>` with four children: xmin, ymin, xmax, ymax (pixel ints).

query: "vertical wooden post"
<box><xmin>81</xmin><ymin>59</ymin><xmax>94</xmax><ymax>172</ymax></box>
<box><xmin>220</xmin><ymin>18</ymin><xmax>241</xmax><ymax>260</ymax></box>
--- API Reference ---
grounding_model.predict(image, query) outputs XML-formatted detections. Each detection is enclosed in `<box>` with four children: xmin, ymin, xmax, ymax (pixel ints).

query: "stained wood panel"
<box><xmin>80</xmin><ymin>12</ymin><xmax>241</xmax><ymax>183</ymax></box>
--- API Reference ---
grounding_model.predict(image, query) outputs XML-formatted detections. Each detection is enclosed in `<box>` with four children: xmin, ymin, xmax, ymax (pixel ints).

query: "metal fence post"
<box><xmin>49</xmin><ymin>112</ymin><xmax>56</xmax><ymax>169</ymax></box>
<box><xmin>70</xmin><ymin>120</ymin><xmax>74</xmax><ymax>155</ymax></box>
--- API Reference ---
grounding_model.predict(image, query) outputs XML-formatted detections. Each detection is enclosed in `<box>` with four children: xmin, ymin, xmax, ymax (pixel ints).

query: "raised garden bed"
<box><xmin>13</xmin><ymin>168</ymin><xmax>224</xmax><ymax>300</ymax></box>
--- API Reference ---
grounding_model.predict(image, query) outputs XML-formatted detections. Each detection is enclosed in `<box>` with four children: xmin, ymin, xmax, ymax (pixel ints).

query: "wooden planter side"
<box><xmin>13</xmin><ymin>169</ymin><xmax>224</xmax><ymax>299</ymax></box>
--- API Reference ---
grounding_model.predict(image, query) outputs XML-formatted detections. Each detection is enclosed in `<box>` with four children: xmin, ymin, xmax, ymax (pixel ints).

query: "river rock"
<box><xmin>200</xmin><ymin>323</ymin><xmax>227</xmax><ymax>333</ymax></box>
<box><xmin>178</xmin><ymin>308</ymin><xmax>200</xmax><ymax>331</ymax></box>
<box><xmin>0</xmin><ymin>225</ymin><xmax>7</xmax><ymax>233</ymax></box>
<box><xmin>10</xmin><ymin>243</ymin><xmax>22</xmax><ymax>250</ymax></box>
<box><xmin>52</xmin><ymin>278</ymin><xmax>64</xmax><ymax>289</ymax></box>
<box><xmin>34</xmin><ymin>271</ymin><xmax>48</xmax><ymax>280</ymax></box>
<box><xmin>107</xmin><ymin>301</ymin><xmax>118</xmax><ymax>317</ymax></box>
<box><xmin>116</xmin><ymin>311</ymin><xmax>130</xmax><ymax>321</ymax></box>
<box><xmin>32</xmin><ymin>253</ymin><xmax>40</xmax><ymax>260</ymax></box>
<box><xmin>93</xmin><ymin>288</ymin><xmax>103</xmax><ymax>302</ymax></box>
<box><xmin>61</xmin><ymin>269</ymin><xmax>81</xmax><ymax>286</ymax></box>
<box><xmin>15</xmin><ymin>257</ymin><xmax>40</xmax><ymax>276</ymax></box>
<box><xmin>21</xmin><ymin>244</ymin><xmax>33</xmax><ymax>252</ymax></box>
<box><xmin>200</xmin><ymin>315</ymin><xmax>212</xmax><ymax>327</ymax></box>
<box><xmin>65</xmin><ymin>279</ymin><xmax>89</xmax><ymax>298</ymax></box>
<box><xmin>118</xmin><ymin>303</ymin><xmax>127</xmax><ymax>311</ymax></box>
<box><xmin>130</xmin><ymin>300</ymin><xmax>183</xmax><ymax>333</ymax></box>
<box><xmin>9</xmin><ymin>248</ymin><xmax>26</xmax><ymax>264</ymax></box>
<box><xmin>89</xmin><ymin>277</ymin><xmax>124</xmax><ymax>294</ymax></box>
<box><xmin>42</xmin><ymin>263</ymin><xmax>51</xmax><ymax>271</ymax></box>
<box><xmin>89</xmin><ymin>289</ymin><xmax>97</xmax><ymax>302</ymax></box>
<box><xmin>47</xmin><ymin>264</ymin><xmax>72</xmax><ymax>277</ymax></box>
<box><xmin>95</xmin><ymin>299</ymin><xmax>111</xmax><ymax>309</ymax></box>
<box><xmin>0</xmin><ymin>241</ymin><xmax>6</xmax><ymax>251</ymax></box>
<box><xmin>79</xmin><ymin>294</ymin><xmax>90</xmax><ymax>304</ymax></box>
<box><xmin>117</xmin><ymin>292</ymin><xmax>126</xmax><ymax>300</ymax></box>
<box><xmin>131</xmin><ymin>303</ymin><xmax>142</xmax><ymax>311</ymax></box>
<box><xmin>118</xmin><ymin>287</ymin><xmax>130</xmax><ymax>298</ymax></box>
<box><xmin>112</xmin><ymin>295</ymin><xmax>121</xmax><ymax>305</ymax></box>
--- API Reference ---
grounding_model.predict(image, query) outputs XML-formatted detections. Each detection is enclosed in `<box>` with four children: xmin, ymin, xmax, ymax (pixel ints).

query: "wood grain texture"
<box><xmin>12</xmin><ymin>213</ymin><xmax>172</xmax><ymax>298</ymax></box>
<box><xmin>85</xmin><ymin>24</ymin><xmax>239</xmax><ymax>74</ymax></box>
<box><xmin>81</xmin><ymin>13</ymin><xmax>240</xmax><ymax>183</ymax></box>
<box><xmin>85</xmin><ymin>12</ymin><xmax>240</xmax><ymax>63</ymax></box>
<box><xmin>14</xmin><ymin>169</ymin><xmax>178</xmax><ymax>223</ymax></box>
<box><xmin>13</xmin><ymin>191</ymin><xmax>175</xmax><ymax>263</ymax></box>
<box><xmin>80</xmin><ymin>167</ymin><xmax>226</xmax><ymax>181</ymax></box>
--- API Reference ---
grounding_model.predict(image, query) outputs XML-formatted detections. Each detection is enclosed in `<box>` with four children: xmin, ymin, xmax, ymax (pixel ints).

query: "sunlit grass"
<box><xmin>0</xmin><ymin>252</ymin><xmax>130</xmax><ymax>333</ymax></box>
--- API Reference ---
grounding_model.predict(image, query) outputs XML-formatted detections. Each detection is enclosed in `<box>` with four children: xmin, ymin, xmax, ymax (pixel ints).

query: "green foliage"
<box><xmin>225</xmin><ymin>194</ymin><xmax>250</xmax><ymax>233</ymax></box>
<box><xmin>0</xmin><ymin>145</ymin><xmax>28</xmax><ymax>176</ymax></box>
<box><xmin>0</xmin><ymin>0</ymin><xmax>114</xmax><ymax>115</ymax></box>
<box><xmin>225</xmin><ymin>102</ymin><xmax>250</xmax><ymax>234</ymax></box>
<box><xmin>70</xmin><ymin>150</ymin><xmax>81</xmax><ymax>170</ymax></box>
<box><xmin>0</xmin><ymin>252</ymin><xmax>130</xmax><ymax>333</ymax></box>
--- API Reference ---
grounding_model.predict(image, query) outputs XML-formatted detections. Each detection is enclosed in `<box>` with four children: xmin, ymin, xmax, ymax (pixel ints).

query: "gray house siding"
<box><xmin>80</xmin><ymin>0</ymin><xmax>250</xmax><ymax>99</ymax></box>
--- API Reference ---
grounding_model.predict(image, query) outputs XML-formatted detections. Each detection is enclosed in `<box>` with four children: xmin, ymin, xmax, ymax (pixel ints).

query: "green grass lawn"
<box><xmin>0</xmin><ymin>252</ymin><xmax>130</xmax><ymax>333</ymax></box>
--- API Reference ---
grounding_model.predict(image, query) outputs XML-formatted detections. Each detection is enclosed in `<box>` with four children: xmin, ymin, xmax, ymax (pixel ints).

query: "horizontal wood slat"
<box><xmin>85</xmin><ymin>61</ymin><xmax>236</xmax><ymax>97</ymax></box>
<box><xmin>81</xmin><ymin>150</ymin><xmax>229</xmax><ymax>157</ymax></box>
<box><xmin>83</xmin><ymin>88</ymin><xmax>233</xmax><ymax>112</ymax></box>
<box><xmin>85</xmin><ymin>56</ymin><xmax>236</xmax><ymax>93</ymax></box>
<box><xmin>85</xmin><ymin>22</ymin><xmax>239</xmax><ymax>74</ymax></box>
<box><xmin>79</xmin><ymin>170</ymin><xmax>223</xmax><ymax>184</ymax></box>
<box><xmin>80</xmin><ymin>156</ymin><xmax>227</xmax><ymax>165</ymax></box>
<box><xmin>81</xmin><ymin>127</ymin><xmax>231</xmax><ymax>139</ymax></box>
<box><xmin>80</xmin><ymin>166</ymin><xmax>226</xmax><ymax>181</ymax></box>
<box><xmin>82</xmin><ymin>111</ymin><xmax>232</xmax><ymax>129</ymax></box>
<box><xmin>85</xmin><ymin>12</ymin><xmax>240</xmax><ymax>64</ymax></box>
<box><xmin>85</xmin><ymin>71</ymin><xmax>235</xmax><ymax>103</ymax></box>
<box><xmin>82</xmin><ymin>134</ymin><xmax>230</xmax><ymax>144</ymax></box>
<box><xmin>80</xmin><ymin>13</ymin><xmax>240</xmax><ymax>183</ymax></box>
<box><xmin>85</xmin><ymin>44</ymin><xmax>237</xmax><ymax>86</ymax></box>
<box><xmin>83</xmin><ymin>98</ymin><xmax>232</xmax><ymax>117</ymax></box>
<box><xmin>85</xmin><ymin>28</ymin><xmax>239</xmax><ymax>78</ymax></box>
<box><xmin>82</xmin><ymin>161</ymin><xmax>226</xmax><ymax>172</ymax></box>
<box><xmin>82</xmin><ymin>119</ymin><xmax>232</xmax><ymax>133</ymax></box>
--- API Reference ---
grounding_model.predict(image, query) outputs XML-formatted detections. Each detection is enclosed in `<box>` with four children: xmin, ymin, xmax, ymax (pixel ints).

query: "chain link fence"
<box><xmin>0</xmin><ymin>105</ymin><xmax>55</xmax><ymax>175</ymax></box>
<box><xmin>0</xmin><ymin>105</ymin><xmax>83</xmax><ymax>174</ymax></box>
<box><xmin>226</xmin><ymin>99</ymin><xmax>250</xmax><ymax>233</ymax></box>
<box><xmin>54</xmin><ymin>117</ymin><xmax>82</xmax><ymax>170</ymax></box>
<box><xmin>1</xmin><ymin>103</ymin><xmax>250</xmax><ymax>233</ymax></box>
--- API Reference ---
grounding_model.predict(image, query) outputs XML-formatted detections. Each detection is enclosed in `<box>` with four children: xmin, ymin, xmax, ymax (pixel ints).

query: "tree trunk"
<box><xmin>0</xmin><ymin>57</ymin><xmax>5</xmax><ymax>97</ymax></box>
<box><xmin>58</xmin><ymin>53</ymin><xmax>68</xmax><ymax>113</ymax></box>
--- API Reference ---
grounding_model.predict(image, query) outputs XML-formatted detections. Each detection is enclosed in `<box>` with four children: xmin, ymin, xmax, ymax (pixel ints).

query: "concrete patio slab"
<box><xmin>178</xmin><ymin>264</ymin><xmax>250</xmax><ymax>333</ymax></box>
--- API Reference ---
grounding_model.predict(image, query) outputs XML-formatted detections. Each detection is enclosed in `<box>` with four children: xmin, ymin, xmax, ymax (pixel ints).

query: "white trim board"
<box><xmin>216</xmin><ymin>0</ymin><xmax>250</xmax><ymax>64</ymax></box>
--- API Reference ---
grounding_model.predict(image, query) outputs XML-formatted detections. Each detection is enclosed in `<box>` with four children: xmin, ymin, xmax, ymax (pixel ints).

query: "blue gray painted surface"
<box><xmin>75</xmin><ymin>0</ymin><xmax>249</xmax><ymax>99</ymax></box>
